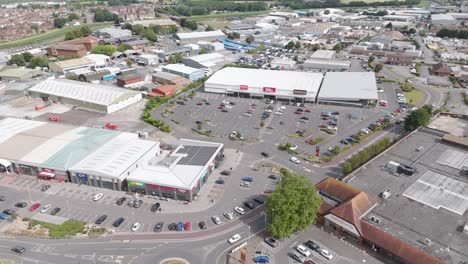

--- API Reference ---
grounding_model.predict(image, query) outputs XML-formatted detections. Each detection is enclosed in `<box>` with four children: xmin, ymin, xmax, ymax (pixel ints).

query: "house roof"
<box><xmin>360</xmin><ymin>222</ymin><xmax>444</xmax><ymax>264</ymax></box>
<box><xmin>51</xmin><ymin>44</ymin><xmax>85</xmax><ymax>51</ymax></box>
<box><xmin>432</xmin><ymin>63</ymin><xmax>451</xmax><ymax>74</ymax></box>
<box><xmin>117</xmin><ymin>74</ymin><xmax>143</xmax><ymax>81</ymax></box>
<box><xmin>61</xmin><ymin>36</ymin><xmax>98</xmax><ymax>45</ymax></box>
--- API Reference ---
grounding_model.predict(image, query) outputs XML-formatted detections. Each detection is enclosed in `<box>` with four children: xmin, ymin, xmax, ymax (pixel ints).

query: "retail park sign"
<box><xmin>262</xmin><ymin>87</ymin><xmax>276</xmax><ymax>93</ymax></box>
<box><xmin>239</xmin><ymin>85</ymin><xmax>248</xmax><ymax>90</ymax></box>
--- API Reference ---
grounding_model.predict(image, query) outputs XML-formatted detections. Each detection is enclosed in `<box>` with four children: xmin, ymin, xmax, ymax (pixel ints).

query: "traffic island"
<box><xmin>160</xmin><ymin>258</ymin><xmax>190</xmax><ymax>264</ymax></box>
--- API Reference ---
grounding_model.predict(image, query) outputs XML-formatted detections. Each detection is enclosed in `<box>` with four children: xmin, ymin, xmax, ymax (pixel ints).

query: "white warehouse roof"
<box><xmin>162</xmin><ymin>64</ymin><xmax>204</xmax><ymax>75</ymax></box>
<box><xmin>205</xmin><ymin>67</ymin><xmax>323</xmax><ymax>97</ymax></box>
<box><xmin>174</xmin><ymin>30</ymin><xmax>225</xmax><ymax>41</ymax></box>
<box><xmin>310</xmin><ymin>50</ymin><xmax>336</xmax><ymax>60</ymax></box>
<box><xmin>318</xmin><ymin>72</ymin><xmax>378</xmax><ymax>101</ymax></box>
<box><xmin>28</xmin><ymin>79</ymin><xmax>140</xmax><ymax>107</ymax></box>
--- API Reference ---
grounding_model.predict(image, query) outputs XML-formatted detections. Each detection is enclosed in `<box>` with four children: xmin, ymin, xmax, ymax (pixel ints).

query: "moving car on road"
<box><xmin>290</xmin><ymin>156</ymin><xmax>300</xmax><ymax>164</ymax></box>
<box><xmin>12</xmin><ymin>246</ymin><xmax>25</xmax><ymax>254</ymax></box>
<box><xmin>228</xmin><ymin>234</ymin><xmax>241</xmax><ymax>244</ymax></box>
<box><xmin>264</xmin><ymin>237</ymin><xmax>278</xmax><ymax>248</ymax></box>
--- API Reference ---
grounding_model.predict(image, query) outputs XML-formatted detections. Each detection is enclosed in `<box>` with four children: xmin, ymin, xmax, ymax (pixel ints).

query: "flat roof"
<box><xmin>162</xmin><ymin>64</ymin><xmax>203</xmax><ymax>75</ymax></box>
<box><xmin>175</xmin><ymin>30</ymin><xmax>225</xmax><ymax>41</ymax></box>
<box><xmin>49</xmin><ymin>57</ymin><xmax>94</xmax><ymax>69</ymax></box>
<box><xmin>318</xmin><ymin>72</ymin><xmax>378</xmax><ymax>101</ymax></box>
<box><xmin>184</xmin><ymin>53</ymin><xmax>224</xmax><ymax>64</ymax></box>
<box><xmin>29</xmin><ymin>79</ymin><xmax>140</xmax><ymax>107</ymax></box>
<box><xmin>0</xmin><ymin>118</ymin><xmax>119</xmax><ymax>169</ymax></box>
<box><xmin>205</xmin><ymin>67</ymin><xmax>323</xmax><ymax>96</ymax></box>
<box><xmin>310</xmin><ymin>50</ymin><xmax>336</xmax><ymax>60</ymax></box>
<box><xmin>130</xmin><ymin>19</ymin><xmax>176</xmax><ymax>26</ymax></box>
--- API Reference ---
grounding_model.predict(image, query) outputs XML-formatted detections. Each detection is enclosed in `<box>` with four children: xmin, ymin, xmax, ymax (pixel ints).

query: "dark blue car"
<box><xmin>215</xmin><ymin>179</ymin><xmax>225</xmax><ymax>184</ymax></box>
<box><xmin>242</xmin><ymin>177</ymin><xmax>254</xmax><ymax>182</ymax></box>
<box><xmin>254</xmin><ymin>255</ymin><xmax>270</xmax><ymax>263</ymax></box>
<box><xmin>177</xmin><ymin>222</ymin><xmax>184</xmax><ymax>231</ymax></box>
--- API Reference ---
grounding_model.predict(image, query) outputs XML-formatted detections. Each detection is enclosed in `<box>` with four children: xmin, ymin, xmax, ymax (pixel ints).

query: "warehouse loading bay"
<box><xmin>155</xmin><ymin>82</ymin><xmax>402</xmax><ymax>160</ymax></box>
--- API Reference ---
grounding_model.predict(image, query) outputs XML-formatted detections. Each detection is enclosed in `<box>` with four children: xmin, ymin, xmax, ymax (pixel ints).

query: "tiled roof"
<box><xmin>315</xmin><ymin>178</ymin><xmax>361</xmax><ymax>202</ymax></box>
<box><xmin>329</xmin><ymin>191</ymin><xmax>376</xmax><ymax>233</ymax></box>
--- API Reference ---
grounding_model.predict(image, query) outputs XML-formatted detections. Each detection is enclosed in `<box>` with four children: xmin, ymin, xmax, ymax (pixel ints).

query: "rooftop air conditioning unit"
<box><xmin>381</xmin><ymin>190</ymin><xmax>391</xmax><ymax>199</ymax></box>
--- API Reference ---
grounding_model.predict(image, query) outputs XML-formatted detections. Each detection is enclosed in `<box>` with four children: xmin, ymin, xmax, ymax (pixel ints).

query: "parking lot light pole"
<box><xmin>247</xmin><ymin>225</ymin><xmax>251</xmax><ymax>254</ymax></box>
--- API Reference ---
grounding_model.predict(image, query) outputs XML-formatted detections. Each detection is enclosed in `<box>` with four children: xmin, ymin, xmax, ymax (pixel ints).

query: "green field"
<box><xmin>340</xmin><ymin>0</ymin><xmax>404</xmax><ymax>3</ymax></box>
<box><xmin>0</xmin><ymin>22</ymin><xmax>112</xmax><ymax>50</ymax></box>
<box><xmin>190</xmin><ymin>10</ymin><xmax>270</xmax><ymax>22</ymax></box>
<box><xmin>404</xmin><ymin>89</ymin><xmax>425</xmax><ymax>106</ymax></box>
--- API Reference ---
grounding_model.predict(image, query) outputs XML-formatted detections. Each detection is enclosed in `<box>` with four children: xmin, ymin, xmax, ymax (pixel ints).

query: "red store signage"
<box><xmin>263</xmin><ymin>87</ymin><xmax>276</xmax><ymax>93</ymax></box>
<box><xmin>239</xmin><ymin>85</ymin><xmax>249</xmax><ymax>90</ymax></box>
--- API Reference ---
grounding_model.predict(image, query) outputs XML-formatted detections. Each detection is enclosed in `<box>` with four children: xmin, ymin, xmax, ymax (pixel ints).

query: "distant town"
<box><xmin>0</xmin><ymin>0</ymin><xmax>467</xmax><ymax>264</ymax></box>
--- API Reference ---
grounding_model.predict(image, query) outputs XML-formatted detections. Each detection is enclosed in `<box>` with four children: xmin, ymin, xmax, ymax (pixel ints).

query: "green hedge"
<box><xmin>343</xmin><ymin>137</ymin><xmax>392</xmax><ymax>175</ymax></box>
<box><xmin>141</xmin><ymin>77</ymin><xmax>207</xmax><ymax>133</ymax></box>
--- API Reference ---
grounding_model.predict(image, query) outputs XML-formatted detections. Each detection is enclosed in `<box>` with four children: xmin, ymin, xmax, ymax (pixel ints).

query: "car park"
<box><xmin>50</xmin><ymin>207</ymin><xmax>61</xmax><ymax>215</ymax></box>
<box><xmin>15</xmin><ymin>202</ymin><xmax>27</xmax><ymax>208</ymax></box>
<box><xmin>154</xmin><ymin>222</ymin><xmax>164</xmax><ymax>232</ymax></box>
<box><xmin>215</xmin><ymin>179</ymin><xmax>225</xmax><ymax>184</ymax></box>
<box><xmin>40</xmin><ymin>204</ymin><xmax>52</xmax><ymax>213</ymax></box>
<box><xmin>115</xmin><ymin>197</ymin><xmax>126</xmax><ymax>205</ymax></box>
<box><xmin>228</xmin><ymin>234</ymin><xmax>241</xmax><ymax>244</ymax></box>
<box><xmin>12</xmin><ymin>246</ymin><xmax>25</xmax><ymax>254</ymax></box>
<box><xmin>212</xmin><ymin>215</ymin><xmax>222</xmax><ymax>225</ymax></box>
<box><xmin>296</xmin><ymin>244</ymin><xmax>311</xmax><ymax>257</ymax></box>
<box><xmin>234</xmin><ymin>206</ymin><xmax>246</xmax><ymax>215</ymax></box>
<box><xmin>264</xmin><ymin>237</ymin><xmax>278</xmax><ymax>247</ymax></box>
<box><xmin>151</xmin><ymin>203</ymin><xmax>160</xmax><ymax>212</ymax></box>
<box><xmin>95</xmin><ymin>215</ymin><xmax>107</xmax><ymax>225</ymax></box>
<box><xmin>92</xmin><ymin>193</ymin><xmax>103</xmax><ymax>201</ymax></box>
<box><xmin>0</xmin><ymin>213</ymin><xmax>10</xmax><ymax>220</ymax></box>
<box><xmin>320</xmin><ymin>249</ymin><xmax>334</xmax><ymax>260</ymax></box>
<box><xmin>131</xmin><ymin>222</ymin><xmax>141</xmax><ymax>232</ymax></box>
<box><xmin>198</xmin><ymin>221</ymin><xmax>207</xmax><ymax>230</ymax></box>
<box><xmin>168</xmin><ymin>223</ymin><xmax>177</xmax><ymax>231</ymax></box>
<box><xmin>113</xmin><ymin>217</ymin><xmax>125</xmax><ymax>227</ymax></box>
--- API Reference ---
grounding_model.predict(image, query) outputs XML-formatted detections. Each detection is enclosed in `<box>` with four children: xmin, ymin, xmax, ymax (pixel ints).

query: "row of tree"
<box><xmin>53</xmin><ymin>13</ymin><xmax>81</xmax><ymax>29</ymax></box>
<box><xmin>162</xmin><ymin>1</ymin><xmax>268</xmax><ymax>16</ymax></box>
<box><xmin>121</xmin><ymin>23</ymin><xmax>178</xmax><ymax>35</ymax></box>
<box><xmin>8</xmin><ymin>52</ymin><xmax>49</xmax><ymax>68</ymax></box>
<box><xmin>92</xmin><ymin>9</ymin><xmax>119</xmax><ymax>23</ymax></box>
<box><xmin>65</xmin><ymin>26</ymin><xmax>92</xmax><ymax>40</ymax></box>
<box><xmin>436</xmin><ymin>29</ymin><xmax>468</xmax><ymax>39</ymax></box>
<box><xmin>343</xmin><ymin>137</ymin><xmax>392</xmax><ymax>175</ymax></box>
<box><xmin>278</xmin><ymin>0</ymin><xmax>421</xmax><ymax>9</ymax></box>
<box><xmin>91</xmin><ymin>43</ymin><xmax>134</xmax><ymax>56</ymax></box>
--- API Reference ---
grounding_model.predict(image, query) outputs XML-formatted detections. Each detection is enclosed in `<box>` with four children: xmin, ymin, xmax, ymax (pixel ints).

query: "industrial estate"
<box><xmin>0</xmin><ymin>0</ymin><xmax>467</xmax><ymax>264</ymax></box>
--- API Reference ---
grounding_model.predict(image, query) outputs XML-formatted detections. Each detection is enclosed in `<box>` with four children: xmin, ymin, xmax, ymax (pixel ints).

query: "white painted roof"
<box><xmin>175</xmin><ymin>30</ymin><xmax>225</xmax><ymax>41</ymax></box>
<box><xmin>310</xmin><ymin>50</ymin><xmax>336</xmax><ymax>60</ymax></box>
<box><xmin>163</xmin><ymin>64</ymin><xmax>204</xmax><ymax>75</ymax></box>
<box><xmin>318</xmin><ymin>72</ymin><xmax>378</xmax><ymax>100</ymax></box>
<box><xmin>29</xmin><ymin>79</ymin><xmax>139</xmax><ymax>106</ymax></box>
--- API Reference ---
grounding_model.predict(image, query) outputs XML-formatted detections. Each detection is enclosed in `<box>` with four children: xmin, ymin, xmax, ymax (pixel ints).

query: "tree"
<box><xmin>408</xmin><ymin>28</ymin><xmax>416</xmax><ymax>34</ymax></box>
<box><xmin>141</xmin><ymin>29</ymin><xmax>157</xmax><ymax>42</ymax></box>
<box><xmin>8</xmin><ymin>54</ymin><xmax>26</xmax><ymax>66</ymax></box>
<box><xmin>80</xmin><ymin>25</ymin><xmax>92</xmax><ymax>37</ymax></box>
<box><xmin>330</xmin><ymin>145</ymin><xmax>341</xmax><ymax>156</ymax></box>
<box><xmin>245</xmin><ymin>36</ymin><xmax>254</xmax><ymax>44</ymax></box>
<box><xmin>266</xmin><ymin>174</ymin><xmax>322</xmax><ymax>239</ymax></box>
<box><xmin>368</xmin><ymin>56</ymin><xmax>375</xmax><ymax>64</ymax></box>
<box><xmin>343</xmin><ymin>162</ymin><xmax>353</xmax><ymax>175</ymax></box>
<box><xmin>122</xmin><ymin>23</ymin><xmax>133</xmax><ymax>30</ymax></box>
<box><xmin>205</xmin><ymin>25</ymin><xmax>214</xmax><ymax>31</ymax></box>
<box><xmin>324</xmin><ymin>9</ymin><xmax>330</xmax><ymax>15</ymax></box>
<box><xmin>185</xmin><ymin>20</ymin><xmax>198</xmax><ymax>30</ymax></box>
<box><xmin>132</xmin><ymin>24</ymin><xmax>145</xmax><ymax>35</ymax></box>
<box><xmin>53</xmin><ymin>18</ymin><xmax>67</xmax><ymax>28</ymax></box>
<box><xmin>117</xmin><ymin>44</ymin><xmax>132</xmax><ymax>52</ymax></box>
<box><xmin>374</xmin><ymin>64</ymin><xmax>383</xmax><ymax>73</ymax></box>
<box><xmin>22</xmin><ymin>52</ymin><xmax>34</xmax><ymax>63</ymax></box>
<box><xmin>30</xmin><ymin>23</ymin><xmax>39</xmax><ymax>34</ymax></box>
<box><xmin>404</xmin><ymin>107</ymin><xmax>431</xmax><ymax>131</ymax></box>
<box><xmin>30</xmin><ymin>56</ymin><xmax>49</xmax><ymax>68</ymax></box>
<box><xmin>91</xmin><ymin>45</ymin><xmax>116</xmax><ymax>56</ymax></box>
<box><xmin>285</xmin><ymin>41</ymin><xmax>294</xmax><ymax>49</ymax></box>
<box><xmin>294</xmin><ymin>41</ymin><xmax>301</xmax><ymax>49</ymax></box>
<box><xmin>65</xmin><ymin>31</ymin><xmax>76</xmax><ymax>40</ymax></box>
<box><xmin>332</xmin><ymin>43</ymin><xmax>342</xmax><ymax>52</ymax></box>
<box><xmin>68</xmin><ymin>13</ymin><xmax>79</xmax><ymax>22</ymax></box>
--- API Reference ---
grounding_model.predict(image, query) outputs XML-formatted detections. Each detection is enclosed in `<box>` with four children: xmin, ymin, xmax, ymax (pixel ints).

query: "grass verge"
<box><xmin>190</xmin><ymin>10</ymin><xmax>270</xmax><ymax>21</ymax></box>
<box><xmin>29</xmin><ymin>219</ymin><xmax>85</xmax><ymax>238</ymax></box>
<box><xmin>404</xmin><ymin>89</ymin><xmax>424</xmax><ymax>106</ymax></box>
<box><xmin>0</xmin><ymin>22</ymin><xmax>112</xmax><ymax>50</ymax></box>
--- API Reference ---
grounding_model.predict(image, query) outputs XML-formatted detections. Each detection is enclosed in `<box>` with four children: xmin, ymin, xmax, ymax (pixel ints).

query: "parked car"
<box><xmin>212</xmin><ymin>215</ymin><xmax>222</xmax><ymax>225</ymax></box>
<box><xmin>264</xmin><ymin>237</ymin><xmax>278</xmax><ymax>248</ymax></box>
<box><xmin>220</xmin><ymin>170</ymin><xmax>231</xmax><ymax>176</ymax></box>
<box><xmin>168</xmin><ymin>223</ymin><xmax>177</xmax><ymax>231</ymax></box>
<box><xmin>154</xmin><ymin>222</ymin><xmax>164</xmax><ymax>232</ymax></box>
<box><xmin>244</xmin><ymin>201</ymin><xmax>256</xmax><ymax>209</ymax></box>
<box><xmin>240</xmin><ymin>182</ymin><xmax>251</xmax><ymax>187</ymax></box>
<box><xmin>234</xmin><ymin>206</ymin><xmax>246</xmax><ymax>215</ymax></box>
<box><xmin>133</xmin><ymin>200</ymin><xmax>143</xmax><ymax>208</ymax></box>
<box><xmin>113</xmin><ymin>217</ymin><xmax>125</xmax><ymax>227</ymax></box>
<box><xmin>228</xmin><ymin>234</ymin><xmax>242</xmax><ymax>244</ymax></box>
<box><xmin>305</xmin><ymin>240</ymin><xmax>320</xmax><ymax>251</ymax></box>
<box><xmin>184</xmin><ymin>221</ymin><xmax>191</xmax><ymax>231</ymax></box>
<box><xmin>151</xmin><ymin>203</ymin><xmax>161</xmax><ymax>212</ymax></box>
<box><xmin>50</xmin><ymin>207</ymin><xmax>61</xmax><ymax>215</ymax></box>
<box><xmin>224</xmin><ymin>212</ymin><xmax>234</xmax><ymax>220</ymax></box>
<box><xmin>241</xmin><ymin>176</ymin><xmax>254</xmax><ymax>182</ymax></box>
<box><xmin>11</xmin><ymin>246</ymin><xmax>25</xmax><ymax>254</ymax></box>
<box><xmin>268</xmin><ymin>175</ymin><xmax>277</xmax><ymax>180</ymax></box>
<box><xmin>198</xmin><ymin>221</ymin><xmax>207</xmax><ymax>230</ymax></box>
<box><xmin>29</xmin><ymin>203</ymin><xmax>41</xmax><ymax>211</ymax></box>
<box><xmin>15</xmin><ymin>202</ymin><xmax>27</xmax><ymax>208</ymax></box>
<box><xmin>0</xmin><ymin>213</ymin><xmax>10</xmax><ymax>220</ymax></box>
<box><xmin>290</xmin><ymin>156</ymin><xmax>300</xmax><ymax>164</ymax></box>
<box><xmin>131</xmin><ymin>222</ymin><xmax>141</xmax><ymax>232</ymax></box>
<box><xmin>296</xmin><ymin>244</ymin><xmax>311</xmax><ymax>257</ymax></box>
<box><xmin>115</xmin><ymin>197</ymin><xmax>126</xmax><ymax>205</ymax></box>
<box><xmin>289</xmin><ymin>145</ymin><xmax>298</xmax><ymax>150</ymax></box>
<box><xmin>92</xmin><ymin>193</ymin><xmax>104</xmax><ymax>201</ymax></box>
<box><xmin>41</xmin><ymin>185</ymin><xmax>50</xmax><ymax>192</ymax></box>
<box><xmin>3</xmin><ymin>209</ymin><xmax>14</xmax><ymax>215</ymax></box>
<box><xmin>320</xmin><ymin>249</ymin><xmax>334</xmax><ymax>260</ymax></box>
<box><xmin>253</xmin><ymin>196</ymin><xmax>265</xmax><ymax>204</ymax></box>
<box><xmin>176</xmin><ymin>222</ymin><xmax>184</xmax><ymax>232</ymax></box>
<box><xmin>261</xmin><ymin>152</ymin><xmax>269</xmax><ymax>157</ymax></box>
<box><xmin>215</xmin><ymin>179</ymin><xmax>225</xmax><ymax>184</ymax></box>
<box><xmin>95</xmin><ymin>215</ymin><xmax>108</xmax><ymax>225</ymax></box>
<box><xmin>40</xmin><ymin>204</ymin><xmax>52</xmax><ymax>213</ymax></box>
<box><xmin>254</xmin><ymin>255</ymin><xmax>270</xmax><ymax>263</ymax></box>
<box><xmin>288</xmin><ymin>251</ymin><xmax>306</xmax><ymax>263</ymax></box>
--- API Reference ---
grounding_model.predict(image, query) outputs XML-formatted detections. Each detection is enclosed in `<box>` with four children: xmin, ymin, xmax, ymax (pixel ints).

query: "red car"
<box><xmin>29</xmin><ymin>202</ymin><xmax>41</xmax><ymax>211</ymax></box>
<box><xmin>318</xmin><ymin>124</ymin><xmax>327</xmax><ymax>128</ymax></box>
<box><xmin>217</xmin><ymin>106</ymin><xmax>224</xmax><ymax>109</ymax></box>
<box><xmin>294</xmin><ymin>111</ymin><xmax>302</xmax><ymax>115</ymax></box>
<box><xmin>184</xmin><ymin>221</ymin><xmax>191</xmax><ymax>231</ymax></box>
<box><xmin>196</xmin><ymin>102</ymin><xmax>203</xmax><ymax>106</ymax></box>
<box><xmin>304</xmin><ymin>109</ymin><xmax>311</xmax><ymax>113</ymax></box>
<box><xmin>377</xmin><ymin>119</ymin><xmax>385</xmax><ymax>124</ymax></box>
<box><xmin>264</xmin><ymin>189</ymin><xmax>273</xmax><ymax>194</ymax></box>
